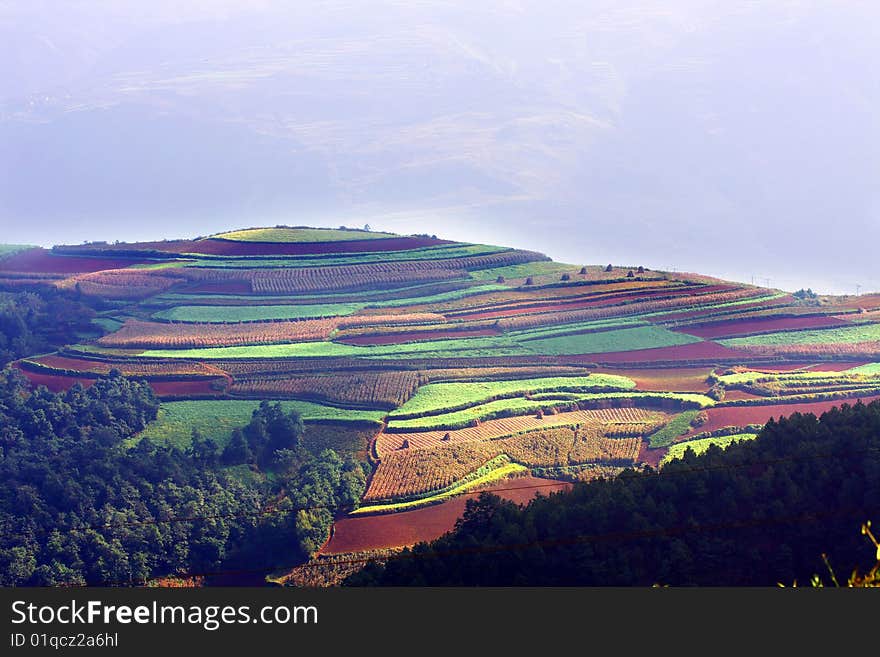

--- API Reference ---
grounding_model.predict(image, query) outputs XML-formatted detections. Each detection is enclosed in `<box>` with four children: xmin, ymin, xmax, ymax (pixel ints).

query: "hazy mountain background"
<box><xmin>1</xmin><ymin>1</ymin><xmax>877</xmax><ymax>293</ymax></box>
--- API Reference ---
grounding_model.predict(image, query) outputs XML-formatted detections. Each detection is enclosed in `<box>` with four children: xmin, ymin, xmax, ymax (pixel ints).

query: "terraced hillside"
<box><xmin>3</xmin><ymin>226</ymin><xmax>879</xmax><ymax>554</ymax></box>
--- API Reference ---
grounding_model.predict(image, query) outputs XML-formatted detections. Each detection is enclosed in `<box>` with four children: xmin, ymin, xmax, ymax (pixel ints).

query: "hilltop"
<box><xmin>1</xmin><ymin>226</ymin><xmax>879</xmax><ymax>582</ymax></box>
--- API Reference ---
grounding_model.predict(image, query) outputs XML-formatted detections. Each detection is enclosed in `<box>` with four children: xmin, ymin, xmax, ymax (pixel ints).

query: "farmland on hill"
<box><xmin>3</xmin><ymin>225</ymin><xmax>879</xmax><ymax>580</ymax></box>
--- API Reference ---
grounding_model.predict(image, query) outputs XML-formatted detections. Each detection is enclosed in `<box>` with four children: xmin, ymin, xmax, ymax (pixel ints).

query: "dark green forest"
<box><xmin>0</xmin><ymin>369</ymin><xmax>366</xmax><ymax>586</ymax></box>
<box><xmin>0</xmin><ymin>289</ymin><xmax>96</xmax><ymax>368</ymax></box>
<box><xmin>346</xmin><ymin>401</ymin><xmax>880</xmax><ymax>586</ymax></box>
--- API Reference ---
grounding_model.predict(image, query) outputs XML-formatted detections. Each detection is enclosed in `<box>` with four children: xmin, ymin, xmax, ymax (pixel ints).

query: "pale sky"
<box><xmin>1</xmin><ymin>1</ymin><xmax>878</xmax><ymax>293</ymax></box>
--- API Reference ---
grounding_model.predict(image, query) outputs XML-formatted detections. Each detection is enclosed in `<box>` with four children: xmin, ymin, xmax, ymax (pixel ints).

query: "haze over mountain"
<box><xmin>1</xmin><ymin>1</ymin><xmax>877</xmax><ymax>294</ymax></box>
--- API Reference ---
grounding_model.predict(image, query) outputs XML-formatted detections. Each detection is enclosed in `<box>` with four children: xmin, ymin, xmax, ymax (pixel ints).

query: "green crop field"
<box><xmin>647</xmin><ymin>410</ymin><xmax>703</xmax><ymax>448</ymax></box>
<box><xmin>522</xmin><ymin>325</ymin><xmax>702</xmax><ymax>355</ymax></box>
<box><xmin>720</xmin><ymin>323</ymin><xmax>880</xmax><ymax>346</ymax></box>
<box><xmin>661</xmin><ymin>433</ymin><xmax>758</xmax><ymax>465</ymax></box>
<box><xmin>132</xmin><ymin>400</ymin><xmax>385</xmax><ymax>450</ymax></box>
<box><xmin>389</xmin><ymin>374</ymin><xmax>636</xmax><ymax>419</ymax></box>
<box><xmin>468</xmin><ymin>261</ymin><xmax>578</xmax><ymax>281</ymax></box>
<box><xmin>212</xmin><ymin>227</ymin><xmax>398</xmax><ymax>242</ymax></box>
<box><xmin>849</xmin><ymin>363</ymin><xmax>880</xmax><ymax>375</ymax></box>
<box><xmin>153</xmin><ymin>303</ymin><xmax>365</xmax><ymax>323</ymax></box>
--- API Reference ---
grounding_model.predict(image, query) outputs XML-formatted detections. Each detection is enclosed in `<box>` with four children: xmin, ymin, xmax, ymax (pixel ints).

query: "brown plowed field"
<box><xmin>683</xmin><ymin>395</ymin><xmax>880</xmax><ymax>436</ymax></box>
<box><xmin>0</xmin><ymin>248</ymin><xmax>153</xmax><ymax>273</ymax></box>
<box><xmin>675</xmin><ymin>315</ymin><xmax>848</xmax><ymax>339</ymax></box>
<box><xmin>322</xmin><ymin>476</ymin><xmax>572</xmax><ymax>555</ymax></box>
<box><xmin>17</xmin><ymin>369</ymin><xmax>96</xmax><ymax>392</ymax></box>
<box><xmin>570</xmin><ymin>341</ymin><xmax>751</xmax><ymax>364</ymax></box>
<box><xmin>18</xmin><ymin>366</ymin><xmax>224</xmax><ymax>397</ymax></box>
<box><xmin>28</xmin><ymin>354</ymin><xmax>221</xmax><ymax>378</ymax></box>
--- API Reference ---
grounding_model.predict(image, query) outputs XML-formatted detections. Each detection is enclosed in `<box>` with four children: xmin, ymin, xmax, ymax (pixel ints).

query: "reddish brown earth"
<box><xmin>56</xmin><ymin>236</ymin><xmax>450</xmax><ymax>257</ymax></box>
<box><xmin>570</xmin><ymin>341</ymin><xmax>751</xmax><ymax>364</ymax></box>
<box><xmin>339</xmin><ymin>327</ymin><xmax>501</xmax><ymax>346</ymax></box>
<box><xmin>675</xmin><ymin>315</ymin><xmax>848</xmax><ymax>339</ymax></box>
<box><xmin>807</xmin><ymin>361</ymin><xmax>869</xmax><ymax>372</ymax></box>
<box><xmin>322</xmin><ymin>476</ymin><xmax>572</xmax><ymax>555</ymax></box>
<box><xmin>603</xmin><ymin>366</ymin><xmax>712</xmax><ymax>392</ymax></box>
<box><xmin>0</xmin><ymin>248</ymin><xmax>153</xmax><ymax>273</ymax></box>
<box><xmin>18</xmin><ymin>369</ymin><xmax>96</xmax><ymax>392</ymax></box>
<box><xmin>683</xmin><ymin>395</ymin><xmax>880</xmax><ymax>436</ymax></box>
<box><xmin>17</xmin><ymin>366</ymin><xmax>223</xmax><ymax>397</ymax></box>
<box><xmin>638</xmin><ymin>442</ymin><xmax>665</xmax><ymax>468</ymax></box>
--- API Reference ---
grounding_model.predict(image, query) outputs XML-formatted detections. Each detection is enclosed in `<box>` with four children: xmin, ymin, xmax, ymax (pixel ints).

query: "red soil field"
<box><xmin>807</xmin><ymin>361</ymin><xmax>870</xmax><ymax>372</ymax></box>
<box><xmin>28</xmin><ymin>354</ymin><xmax>224</xmax><ymax>378</ymax></box>
<box><xmin>57</xmin><ymin>236</ymin><xmax>450</xmax><ymax>257</ymax></box>
<box><xmin>683</xmin><ymin>395</ymin><xmax>880</xmax><ymax>436</ymax></box>
<box><xmin>638</xmin><ymin>442</ymin><xmax>665</xmax><ymax>469</ymax></box>
<box><xmin>674</xmin><ymin>315</ymin><xmax>848</xmax><ymax>339</ymax></box>
<box><xmin>0</xmin><ymin>248</ymin><xmax>153</xmax><ymax>274</ymax></box>
<box><xmin>18</xmin><ymin>366</ymin><xmax>224</xmax><ymax>397</ymax></box>
<box><xmin>322</xmin><ymin>476</ymin><xmax>572</xmax><ymax>555</ymax></box>
<box><xmin>570</xmin><ymin>341</ymin><xmax>751</xmax><ymax>364</ymax></box>
<box><xmin>836</xmin><ymin>294</ymin><xmax>880</xmax><ymax>311</ymax></box>
<box><xmin>17</xmin><ymin>369</ymin><xmax>96</xmax><ymax>392</ymax></box>
<box><xmin>603</xmin><ymin>366</ymin><xmax>712</xmax><ymax>392</ymax></box>
<box><xmin>338</xmin><ymin>327</ymin><xmax>501</xmax><ymax>346</ymax></box>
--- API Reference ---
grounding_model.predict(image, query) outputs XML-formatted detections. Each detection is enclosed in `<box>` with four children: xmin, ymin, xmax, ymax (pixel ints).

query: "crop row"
<box><xmin>366</xmin><ymin>426</ymin><xmax>642</xmax><ymax>501</ymax></box>
<box><xmin>494</xmin><ymin>287</ymin><xmax>767</xmax><ymax>331</ymax></box>
<box><xmin>61</xmin><ymin>269</ymin><xmax>185</xmax><ymax>299</ymax></box>
<box><xmin>20</xmin><ymin>355</ymin><xmax>225</xmax><ymax>379</ymax></box>
<box><xmin>531</xmin><ymin>463</ymin><xmax>625</xmax><ymax>483</ymax></box>
<box><xmin>230</xmin><ymin>371</ymin><xmax>426</xmax><ymax>409</ymax></box>
<box><xmin>375</xmin><ymin>407</ymin><xmax>669</xmax><ymax>455</ymax></box>
<box><xmin>97</xmin><ymin>318</ymin><xmax>339</xmax><ymax>348</ymax></box>
<box><xmin>385</xmin><ymin>392</ymin><xmax>714</xmax><ymax>432</ymax></box>
<box><xmin>364</xmin><ymin>446</ymin><xmax>506</xmax><ymax>501</ymax></box>
<box><xmin>251</xmin><ymin>267</ymin><xmax>463</xmax><ymax>294</ymax></box>
<box><xmin>395</xmin><ymin>279</ymin><xmax>679</xmax><ymax>315</ymax></box>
